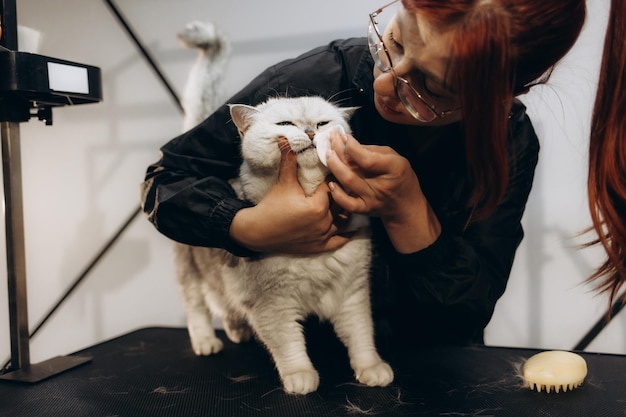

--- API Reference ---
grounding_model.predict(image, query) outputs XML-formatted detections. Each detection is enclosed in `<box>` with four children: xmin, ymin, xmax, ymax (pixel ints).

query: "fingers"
<box><xmin>326</xmin><ymin>134</ymin><xmax>399</xmax><ymax>215</ymax></box>
<box><xmin>321</xmin><ymin>234</ymin><xmax>352</xmax><ymax>252</ymax></box>
<box><xmin>270</xmin><ymin>136</ymin><xmax>352</xmax><ymax>253</ymax></box>
<box><xmin>325</xmin><ymin>135</ymin><xmax>367</xmax><ymax>213</ymax></box>
<box><xmin>328</xmin><ymin>179</ymin><xmax>364</xmax><ymax>213</ymax></box>
<box><xmin>330</xmin><ymin>132</ymin><xmax>395</xmax><ymax>174</ymax></box>
<box><xmin>277</xmin><ymin>137</ymin><xmax>299</xmax><ymax>187</ymax></box>
<box><xmin>274</xmin><ymin>215</ymin><xmax>350</xmax><ymax>254</ymax></box>
<box><xmin>328</xmin><ymin>130</ymin><xmax>348</xmax><ymax>164</ymax></box>
<box><xmin>342</xmin><ymin>135</ymin><xmax>391</xmax><ymax>175</ymax></box>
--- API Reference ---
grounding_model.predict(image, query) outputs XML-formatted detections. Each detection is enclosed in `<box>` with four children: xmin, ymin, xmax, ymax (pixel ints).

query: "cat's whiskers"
<box><xmin>327</xmin><ymin>89</ymin><xmax>357</xmax><ymax>106</ymax></box>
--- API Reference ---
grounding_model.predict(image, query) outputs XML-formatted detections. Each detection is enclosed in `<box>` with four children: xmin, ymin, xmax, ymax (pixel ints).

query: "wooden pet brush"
<box><xmin>522</xmin><ymin>350</ymin><xmax>587</xmax><ymax>393</ymax></box>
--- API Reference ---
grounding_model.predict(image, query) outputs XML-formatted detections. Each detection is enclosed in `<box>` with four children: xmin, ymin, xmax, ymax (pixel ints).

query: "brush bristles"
<box><xmin>522</xmin><ymin>350</ymin><xmax>588</xmax><ymax>394</ymax></box>
<box><xmin>527</xmin><ymin>379</ymin><xmax>584</xmax><ymax>393</ymax></box>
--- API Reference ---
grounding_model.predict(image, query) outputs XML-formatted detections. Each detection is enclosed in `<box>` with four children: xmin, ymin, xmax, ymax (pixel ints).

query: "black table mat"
<box><xmin>1</xmin><ymin>327</ymin><xmax>624</xmax><ymax>416</ymax></box>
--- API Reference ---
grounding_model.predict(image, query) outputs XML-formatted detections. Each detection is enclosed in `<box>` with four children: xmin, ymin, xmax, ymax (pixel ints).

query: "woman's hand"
<box><xmin>229</xmin><ymin>138</ymin><xmax>351</xmax><ymax>254</ymax></box>
<box><xmin>326</xmin><ymin>131</ymin><xmax>441</xmax><ymax>253</ymax></box>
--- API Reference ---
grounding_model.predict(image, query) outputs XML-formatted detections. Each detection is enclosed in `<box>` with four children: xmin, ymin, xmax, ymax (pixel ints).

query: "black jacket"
<box><xmin>141</xmin><ymin>38</ymin><xmax>539</xmax><ymax>349</ymax></box>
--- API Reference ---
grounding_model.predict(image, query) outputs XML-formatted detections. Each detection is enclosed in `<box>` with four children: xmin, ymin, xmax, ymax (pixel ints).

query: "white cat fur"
<box><xmin>178</xmin><ymin>21</ymin><xmax>230</xmax><ymax>132</ymax></box>
<box><xmin>174</xmin><ymin>96</ymin><xmax>393</xmax><ymax>395</ymax></box>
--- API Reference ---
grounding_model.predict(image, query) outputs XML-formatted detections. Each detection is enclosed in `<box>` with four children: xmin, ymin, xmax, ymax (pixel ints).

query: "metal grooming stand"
<box><xmin>0</xmin><ymin>0</ymin><xmax>102</xmax><ymax>382</ymax></box>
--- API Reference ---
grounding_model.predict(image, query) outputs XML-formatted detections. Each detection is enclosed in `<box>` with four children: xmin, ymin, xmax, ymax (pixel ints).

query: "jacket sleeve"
<box><xmin>380</xmin><ymin>106</ymin><xmax>540</xmax><ymax>344</ymax></box>
<box><xmin>140</xmin><ymin>106</ymin><xmax>253</xmax><ymax>256</ymax></box>
<box><xmin>140</xmin><ymin>39</ymin><xmax>365</xmax><ymax>256</ymax></box>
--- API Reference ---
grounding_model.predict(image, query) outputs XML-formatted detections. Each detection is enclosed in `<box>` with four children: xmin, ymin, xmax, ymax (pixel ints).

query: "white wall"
<box><xmin>1</xmin><ymin>0</ymin><xmax>622</xmax><ymax>367</ymax></box>
<box><xmin>485</xmin><ymin>0</ymin><xmax>624</xmax><ymax>354</ymax></box>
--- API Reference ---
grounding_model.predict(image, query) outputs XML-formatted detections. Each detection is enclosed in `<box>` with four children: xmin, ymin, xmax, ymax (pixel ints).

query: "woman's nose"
<box><xmin>373</xmin><ymin>68</ymin><xmax>397</xmax><ymax>97</ymax></box>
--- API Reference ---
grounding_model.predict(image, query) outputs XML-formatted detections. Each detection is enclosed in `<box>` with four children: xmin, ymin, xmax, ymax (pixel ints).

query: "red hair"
<box><xmin>402</xmin><ymin>0</ymin><xmax>585</xmax><ymax>219</ymax></box>
<box><xmin>586</xmin><ymin>0</ymin><xmax>626</xmax><ymax>305</ymax></box>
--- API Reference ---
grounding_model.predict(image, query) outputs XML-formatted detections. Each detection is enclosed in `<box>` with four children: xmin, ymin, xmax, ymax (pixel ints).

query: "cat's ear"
<box><xmin>340</xmin><ymin>106</ymin><xmax>360</xmax><ymax>121</ymax></box>
<box><xmin>229</xmin><ymin>104</ymin><xmax>258</xmax><ymax>136</ymax></box>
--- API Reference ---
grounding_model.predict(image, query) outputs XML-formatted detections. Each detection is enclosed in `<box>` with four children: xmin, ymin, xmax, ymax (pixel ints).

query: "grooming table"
<box><xmin>1</xmin><ymin>327</ymin><xmax>624</xmax><ymax>416</ymax></box>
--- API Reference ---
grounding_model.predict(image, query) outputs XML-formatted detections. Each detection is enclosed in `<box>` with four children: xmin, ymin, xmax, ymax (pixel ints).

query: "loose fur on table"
<box><xmin>174</xmin><ymin>95</ymin><xmax>394</xmax><ymax>395</ymax></box>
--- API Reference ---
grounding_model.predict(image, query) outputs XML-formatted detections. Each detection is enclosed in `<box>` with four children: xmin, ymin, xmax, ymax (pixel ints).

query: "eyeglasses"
<box><xmin>368</xmin><ymin>0</ymin><xmax>458</xmax><ymax>122</ymax></box>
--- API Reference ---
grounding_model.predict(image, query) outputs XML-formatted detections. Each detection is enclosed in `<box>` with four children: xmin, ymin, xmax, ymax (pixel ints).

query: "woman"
<box><xmin>141</xmin><ymin>0</ymin><xmax>587</xmax><ymax>348</ymax></box>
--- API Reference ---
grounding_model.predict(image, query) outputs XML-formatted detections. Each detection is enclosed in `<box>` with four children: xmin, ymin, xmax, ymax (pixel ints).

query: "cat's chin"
<box><xmin>296</xmin><ymin>146</ymin><xmax>324</xmax><ymax>168</ymax></box>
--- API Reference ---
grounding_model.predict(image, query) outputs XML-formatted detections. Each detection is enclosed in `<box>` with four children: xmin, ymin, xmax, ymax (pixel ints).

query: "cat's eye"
<box><xmin>317</xmin><ymin>121</ymin><xmax>330</xmax><ymax>129</ymax></box>
<box><xmin>276</xmin><ymin>121</ymin><xmax>295</xmax><ymax>126</ymax></box>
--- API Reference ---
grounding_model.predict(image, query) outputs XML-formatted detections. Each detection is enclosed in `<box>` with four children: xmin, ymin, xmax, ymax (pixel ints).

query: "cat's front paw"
<box><xmin>191</xmin><ymin>336</ymin><xmax>224</xmax><ymax>356</ymax></box>
<box><xmin>282</xmin><ymin>369</ymin><xmax>320</xmax><ymax>395</ymax></box>
<box><xmin>356</xmin><ymin>361</ymin><xmax>394</xmax><ymax>387</ymax></box>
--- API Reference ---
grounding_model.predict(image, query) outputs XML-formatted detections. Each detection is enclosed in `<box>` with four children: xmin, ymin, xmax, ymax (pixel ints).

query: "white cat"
<box><xmin>177</xmin><ymin>21</ymin><xmax>230</xmax><ymax>132</ymax></box>
<box><xmin>174</xmin><ymin>96</ymin><xmax>394</xmax><ymax>395</ymax></box>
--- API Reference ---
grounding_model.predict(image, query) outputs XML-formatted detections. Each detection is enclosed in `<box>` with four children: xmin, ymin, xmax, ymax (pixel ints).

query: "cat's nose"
<box><xmin>305</xmin><ymin>129</ymin><xmax>315</xmax><ymax>140</ymax></box>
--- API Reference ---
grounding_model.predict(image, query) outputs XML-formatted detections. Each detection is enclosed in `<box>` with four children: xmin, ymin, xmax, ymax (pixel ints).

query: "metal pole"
<box><xmin>1</xmin><ymin>121</ymin><xmax>30</xmax><ymax>372</ymax></box>
<box><xmin>0</xmin><ymin>119</ymin><xmax>92</xmax><ymax>384</ymax></box>
<box><xmin>0</xmin><ymin>0</ymin><xmax>30</xmax><ymax>373</ymax></box>
<box><xmin>0</xmin><ymin>0</ymin><xmax>92</xmax><ymax>382</ymax></box>
<box><xmin>0</xmin><ymin>0</ymin><xmax>180</xmax><ymax>372</ymax></box>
